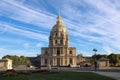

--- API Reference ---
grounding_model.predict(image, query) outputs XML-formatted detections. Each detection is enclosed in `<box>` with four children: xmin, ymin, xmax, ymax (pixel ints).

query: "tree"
<box><xmin>2</xmin><ymin>55</ymin><xmax>31</xmax><ymax>66</ymax></box>
<box><xmin>91</xmin><ymin>53</ymin><xmax>120</xmax><ymax>66</ymax></box>
<box><xmin>108</xmin><ymin>53</ymin><xmax>120</xmax><ymax>66</ymax></box>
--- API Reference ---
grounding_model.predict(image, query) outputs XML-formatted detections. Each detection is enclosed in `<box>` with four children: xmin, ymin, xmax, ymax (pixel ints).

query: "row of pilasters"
<box><xmin>41</xmin><ymin>56</ymin><xmax>76</xmax><ymax>67</ymax></box>
<box><xmin>50</xmin><ymin>47</ymin><xmax>68</xmax><ymax>56</ymax></box>
<box><xmin>52</xmin><ymin>57</ymin><xmax>76</xmax><ymax>66</ymax></box>
<box><xmin>52</xmin><ymin>57</ymin><xmax>65</xmax><ymax>66</ymax></box>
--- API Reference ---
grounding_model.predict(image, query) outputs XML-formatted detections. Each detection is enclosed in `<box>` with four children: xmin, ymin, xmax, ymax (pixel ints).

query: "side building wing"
<box><xmin>41</xmin><ymin>47</ymin><xmax>49</xmax><ymax>66</ymax></box>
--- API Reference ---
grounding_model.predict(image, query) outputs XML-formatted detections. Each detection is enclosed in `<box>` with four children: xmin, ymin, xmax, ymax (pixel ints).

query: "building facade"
<box><xmin>77</xmin><ymin>54</ymin><xmax>92</xmax><ymax>67</ymax></box>
<box><xmin>97</xmin><ymin>57</ymin><xmax>109</xmax><ymax>69</ymax></box>
<box><xmin>41</xmin><ymin>13</ymin><xmax>76</xmax><ymax>67</ymax></box>
<box><xmin>0</xmin><ymin>58</ymin><xmax>12</xmax><ymax>70</ymax></box>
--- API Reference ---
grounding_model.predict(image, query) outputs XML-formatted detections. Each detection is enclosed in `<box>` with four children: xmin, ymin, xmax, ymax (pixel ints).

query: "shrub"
<box><xmin>6</xmin><ymin>69</ymin><xmax>16</xmax><ymax>73</ymax></box>
<box><xmin>32</xmin><ymin>69</ymin><xmax>48</xmax><ymax>73</ymax></box>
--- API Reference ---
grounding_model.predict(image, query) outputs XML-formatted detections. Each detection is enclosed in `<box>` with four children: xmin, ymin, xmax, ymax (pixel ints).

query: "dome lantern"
<box><xmin>56</xmin><ymin>10</ymin><xmax>62</xmax><ymax>24</ymax></box>
<box><xmin>51</xmin><ymin>10</ymin><xmax>67</xmax><ymax>33</ymax></box>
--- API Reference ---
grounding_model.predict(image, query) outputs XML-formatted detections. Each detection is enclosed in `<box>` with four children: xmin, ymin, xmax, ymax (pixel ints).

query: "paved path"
<box><xmin>93</xmin><ymin>71</ymin><xmax>120</xmax><ymax>80</ymax></box>
<box><xmin>52</xmin><ymin>67</ymin><xmax>120</xmax><ymax>80</ymax></box>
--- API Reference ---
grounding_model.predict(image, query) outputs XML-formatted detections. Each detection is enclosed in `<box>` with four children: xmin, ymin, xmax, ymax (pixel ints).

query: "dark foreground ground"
<box><xmin>0</xmin><ymin>71</ymin><xmax>115</xmax><ymax>80</ymax></box>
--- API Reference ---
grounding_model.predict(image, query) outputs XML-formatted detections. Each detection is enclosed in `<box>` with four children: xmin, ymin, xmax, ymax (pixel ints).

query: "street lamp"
<box><xmin>93</xmin><ymin>48</ymin><xmax>97</xmax><ymax>71</ymax></box>
<box><xmin>93</xmin><ymin>49</ymin><xmax>97</xmax><ymax>55</ymax></box>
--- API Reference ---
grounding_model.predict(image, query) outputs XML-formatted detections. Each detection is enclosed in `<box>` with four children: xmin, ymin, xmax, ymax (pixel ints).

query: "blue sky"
<box><xmin>0</xmin><ymin>0</ymin><xmax>120</xmax><ymax>58</ymax></box>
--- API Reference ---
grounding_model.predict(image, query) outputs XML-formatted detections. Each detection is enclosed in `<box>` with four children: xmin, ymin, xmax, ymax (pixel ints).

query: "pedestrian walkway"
<box><xmin>93</xmin><ymin>71</ymin><xmax>120</xmax><ymax>80</ymax></box>
<box><xmin>52</xmin><ymin>67</ymin><xmax>120</xmax><ymax>80</ymax></box>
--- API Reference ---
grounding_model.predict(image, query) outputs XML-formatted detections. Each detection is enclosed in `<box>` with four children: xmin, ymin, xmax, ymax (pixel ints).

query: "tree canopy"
<box><xmin>2</xmin><ymin>55</ymin><xmax>31</xmax><ymax>66</ymax></box>
<box><xmin>92</xmin><ymin>53</ymin><xmax>120</xmax><ymax>66</ymax></box>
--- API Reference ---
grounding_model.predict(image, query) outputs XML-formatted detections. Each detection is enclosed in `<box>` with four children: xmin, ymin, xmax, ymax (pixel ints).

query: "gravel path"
<box><xmin>93</xmin><ymin>71</ymin><xmax>120</xmax><ymax>80</ymax></box>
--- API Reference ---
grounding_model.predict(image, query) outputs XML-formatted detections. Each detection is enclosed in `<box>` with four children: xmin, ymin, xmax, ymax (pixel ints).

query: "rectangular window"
<box><xmin>57</xmin><ymin>50</ymin><xmax>60</xmax><ymax>56</ymax></box>
<box><xmin>57</xmin><ymin>48</ymin><xmax>60</xmax><ymax>56</ymax></box>
<box><xmin>70</xmin><ymin>51</ymin><xmax>72</xmax><ymax>54</ymax></box>
<box><xmin>60</xmin><ymin>40</ymin><xmax>63</xmax><ymax>44</ymax></box>
<box><xmin>55</xmin><ymin>40</ymin><xmax>57</xmax><ymax>44</ymax></box>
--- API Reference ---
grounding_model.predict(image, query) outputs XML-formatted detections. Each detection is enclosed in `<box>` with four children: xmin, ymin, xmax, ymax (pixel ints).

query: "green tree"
<box><xmin>2</xmin><ymin>55</ymin><xmax>31</xmax><ymax>66</ymax></box>
<box><xmin>107</xmin><ymin>53</ymin><xmax>120</xmax><ymax>66</ymax></box>
<box><xmin>92</xmin><ymin>54</ymin><xmax>107</xmax><ymax>60</ymax></box>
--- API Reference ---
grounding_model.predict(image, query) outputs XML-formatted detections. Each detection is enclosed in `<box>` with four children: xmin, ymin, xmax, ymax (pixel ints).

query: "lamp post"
<box><xmin>93</xmin><ymin>49</ymin><xmax>97</xmax><ymax>71</ymax></box>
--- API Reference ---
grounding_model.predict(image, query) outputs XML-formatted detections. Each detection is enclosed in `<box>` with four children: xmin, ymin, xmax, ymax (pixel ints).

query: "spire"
<box><xmin>58</xmin><ymin>9</ymin><xmax>60</xmax><ymax>17</ymax></box>
<box><xmin>57</xmin><ymin>9</ymin><xmax>62</xmax><ymax>24</ymax></box>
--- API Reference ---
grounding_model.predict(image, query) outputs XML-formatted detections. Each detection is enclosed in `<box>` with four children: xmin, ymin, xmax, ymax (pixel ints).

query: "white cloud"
<box><xmin>66</xmin><ymin>0</ymin><xmax>120</xmax><ymax>53</ymax></box>
<box><xmin>0</xmin><ymin>26</ymin><xmax>7</xmax><ymax>34</ymax></box>
<box><xmin>1</xmin><ymin>0</ymin><xmax>120</xmax><ymax>56</ymax></box>
<box><xmin>23</xmin><ymin>43</ymin><xmax>30</xmax><ymax>48</ymax></box>
<box><xmin>36</xmin><ymin>42</ymin><xmax>43</xmax><ymax>47</ymax></box>
<box><xmin>84</xmin><ymin>0</ymin><xmax>120</xmax><ymax>16</ymax></box>
<box><xmin>0</xmin><ymin>22</ymin><xmax>48</xmax><ymax>41</ymax></box>
<box><xmin>103</xmin><ymin>46</ymin><xmax>113</xmax><ymax>54</ymax></box>
<box><xmin>0</xmin><ymin>47</ymin><xmax>37</xmax><ymax>57</ymax></box>
<box><xmin>0</xmin><ymin>0</ymin><xmax>56</xmax><ymax>29</ymax></box>
<box><xmin>0</xmin><ymin>48</ymin><xmax>5</xmax><ymax>51</ymax></box>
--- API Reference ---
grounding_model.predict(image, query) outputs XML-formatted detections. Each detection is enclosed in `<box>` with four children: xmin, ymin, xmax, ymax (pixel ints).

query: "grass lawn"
<box><xmin>0</xmin><ymin>71</ymin><xmax>115</xmax><ymax>80</ymax></box>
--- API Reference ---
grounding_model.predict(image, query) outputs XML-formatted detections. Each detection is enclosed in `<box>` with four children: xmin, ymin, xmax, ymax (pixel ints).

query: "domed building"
<box><xmin>41</xmin><ymin>12</ymin><xmax>76</xmax><ymax>67</ymax></box>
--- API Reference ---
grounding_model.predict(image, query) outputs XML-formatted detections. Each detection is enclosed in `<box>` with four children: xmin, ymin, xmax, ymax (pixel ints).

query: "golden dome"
<box><xmin>52</xmin><ymin>11</ymin><xmax>67</xmax><ymax>33</ymax></box>
<box><xmin>52</xmin><ymin>23</ymin><xmax>67</xmax><ymax>32</ymax></box>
